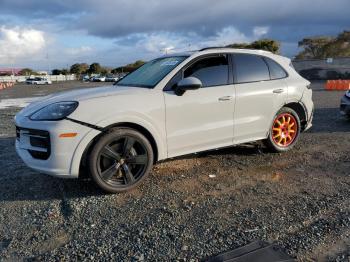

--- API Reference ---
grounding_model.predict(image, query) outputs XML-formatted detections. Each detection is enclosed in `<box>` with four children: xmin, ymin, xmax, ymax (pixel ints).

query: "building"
<box><xmin>0</xmin><ymin>68</ymin><xmax>22</xmax><ymax>76</ymax></box>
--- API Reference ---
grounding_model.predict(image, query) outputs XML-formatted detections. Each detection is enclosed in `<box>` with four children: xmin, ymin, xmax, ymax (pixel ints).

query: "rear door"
<box><xmin>232</xmin><ymin>53</ymin><xmax>288</xmax><ymax>144</ymax></box>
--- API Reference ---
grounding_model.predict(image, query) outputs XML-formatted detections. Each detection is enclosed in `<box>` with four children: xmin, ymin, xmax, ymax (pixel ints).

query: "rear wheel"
<box><xmin>88</xmin><ymin>128</ymin><xmax>153</xmax><ymax>193</ymax></box>
<box><xmin>264</xmin><ymin>107</ymin><xmax>301</xmax><ymax>152</ymax></box>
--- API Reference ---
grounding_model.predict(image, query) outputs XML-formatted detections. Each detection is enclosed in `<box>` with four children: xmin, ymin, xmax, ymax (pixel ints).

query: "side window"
<box><xmin>234</xmin><ymin>54</ymin><xmax>270</xmax><ymax>83</ymax></box>
<box><xmin>184</xmin><ymin>55</ymin><xmax>229</xmax><ymax>87</ymax></box>
<box><xmin>264</xmin><ymin>57</ymin><xmax>288</xmax><ymax>79</ymax></box>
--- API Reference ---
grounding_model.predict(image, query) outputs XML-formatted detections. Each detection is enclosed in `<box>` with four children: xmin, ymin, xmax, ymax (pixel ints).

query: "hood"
<box><xmin>17</xmin><ymin>85</ymin><xmax>150</xmax><ymax>117</ymax></box>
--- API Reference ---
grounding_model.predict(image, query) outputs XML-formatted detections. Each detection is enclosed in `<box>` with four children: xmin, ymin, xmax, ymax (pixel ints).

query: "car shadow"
<box><xmin>161</xmin><ymin>143</ymin><xmax>265</xmax><ymax>164</ymax></box>
<box><xmin>0</xmin><ymin>136</ymin><xmax>106</xmax><ymax>202</ymax></box>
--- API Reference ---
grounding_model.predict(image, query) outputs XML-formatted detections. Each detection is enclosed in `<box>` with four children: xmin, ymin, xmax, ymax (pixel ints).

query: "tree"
<box><xmin>295</xmin><ymin>31</ymin><xmax>350</xmax><ymax>59</ymax></box>
<box><xmin>88</xmin><ymin>63</ymin><xmax>102</xmax><ymax>74</ymax></box>
<box><xmin>70</xmin><ymin>63</ymin><xmax>89</xmax><ymax>76</ymax></box>
<box><xmin>61</xmin><ymin>69</ymin><xmax>69</xmax><ymax>75</ymax></box>
<box><xmin>296</xmin><ymin>37</ymin><xmax>333</xmax><ymax>59</ymax></box>
<box><xmin>133</xmin><ymin>60</ymin><xmax>145</xmax><ymax>67</ymax></box>
<box><xmin>250</xmin><ymin>39</ymin><xmax>280</xmax><ymax>54</ymax></box>
<box><xmin>18</xmin><ymin>68</ymin><xmax>37</xmax><ymax>76</ymax></box>
<box><xmin>101</xmin><ymin>67</ymin><xmax>112</xmax><ymax>75</ymax></box>
<box><xmin>111</xmin><ymin>60</ymin><xmax>146</xmax><ymax>74</ymax></box>
<box><xmin>227</xmin><ymin>43</ymin><xmax>250</xmax><ymax>49</ymax></box>
<box><xmin>52</xmin><ymin>69</ymin><xmax>62</xmax><ymax>75</ymax></box>
<box><xmin>226</xmin><ymin>39</ymin><xmax>280</xmax><ymax>54</ymax></box>
<box><xmin>321</xmin><ymin>31</ymin><xmax>350</xmax><ymax>58</ymax></box>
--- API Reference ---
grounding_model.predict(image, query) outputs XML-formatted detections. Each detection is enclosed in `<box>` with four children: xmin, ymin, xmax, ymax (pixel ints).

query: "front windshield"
<box><xmin>117</xmin><ymin>56</ymin><xmax>188</xmax><ymax>88</ymax></box>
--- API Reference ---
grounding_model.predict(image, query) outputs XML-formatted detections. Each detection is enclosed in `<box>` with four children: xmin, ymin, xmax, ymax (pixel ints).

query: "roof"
<box><xmin>0</xmin><ymin>68</ymin><xmax>22</xmax><ymax>74</ymax></box>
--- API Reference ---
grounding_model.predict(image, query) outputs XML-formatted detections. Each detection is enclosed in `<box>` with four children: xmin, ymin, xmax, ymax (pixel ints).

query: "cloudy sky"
<box><xmin>0</xmin><ymin>0</ymin><xmax>349</xmax><ymax>70</ymax></box>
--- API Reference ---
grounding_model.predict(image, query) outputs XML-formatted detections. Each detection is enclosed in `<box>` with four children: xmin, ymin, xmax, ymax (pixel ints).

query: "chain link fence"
<box><xmin>0</xmin><ymin>74</ymin><xmax>76</xmax><ymax>83</ymax></box>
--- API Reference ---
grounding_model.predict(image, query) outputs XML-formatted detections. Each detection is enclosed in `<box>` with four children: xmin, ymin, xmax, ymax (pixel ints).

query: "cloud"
<box><xmin>0</xmin><ymin>0</ymin><xmax>349</xmax><ymax>68</ymax></box>
<box><xmin>203</xmin><ymin>27</ymin><xmax>251</xmax><ymax>47</ymax></box>
<box><xmin>74</xmin><ymin>0</ymin><xmax>349</xmax><ymax>40</ymax></box>
<box><xmin>1</xmin><ymin>0</ymin><xmax>349</xmax><ymax>40</ymax></box>
<box><xmin>130</xmin><ymin>26</ymin><xmax>254</xmax><ymax>57</ymax></box>
<box><xmin>65</xmin><ymin>45</ymin><xmax>93</xmax><ymax>55</ymax></box>
<box><xmin>0</xmin><ymin>26</ymin><xmax>46</xmax><ymax>63</ymax></box>
<box><xmin>253</xmin><ymin>26</ymin><xmax>269</xmax><ymax>38</ymax></box>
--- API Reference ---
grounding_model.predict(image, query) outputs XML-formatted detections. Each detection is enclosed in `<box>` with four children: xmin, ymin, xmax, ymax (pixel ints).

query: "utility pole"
<box><xmin>46</xmin><ymin>51</ymin><xmax>51</xmax><ymax>81</ymax></box>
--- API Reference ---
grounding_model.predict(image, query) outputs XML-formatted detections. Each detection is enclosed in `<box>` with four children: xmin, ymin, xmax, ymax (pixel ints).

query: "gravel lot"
<box><xmin>0</xmin><ymin>81</ymin><xmax>349</xmax><ymax>261</ymax></box>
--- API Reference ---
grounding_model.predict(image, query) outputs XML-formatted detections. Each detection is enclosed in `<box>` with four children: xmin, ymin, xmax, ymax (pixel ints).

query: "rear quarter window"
<box><xmin>264</xmin><ymin>57</ymin><xmax>288</xmax><ymax>80</ymax></box>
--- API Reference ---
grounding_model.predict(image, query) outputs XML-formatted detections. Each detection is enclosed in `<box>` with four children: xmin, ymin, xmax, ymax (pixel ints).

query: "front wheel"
<box><xmin>264</xmin><ymin>107</ymin><xmax>301</xmax><ymax>152</ymax></box>
<box><xmin>88</xmin><ymin>128</ymin><xmax>154</xmax><ymax>193</ymax></box>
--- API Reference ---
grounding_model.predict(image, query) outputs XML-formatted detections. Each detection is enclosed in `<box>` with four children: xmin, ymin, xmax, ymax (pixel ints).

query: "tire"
<box><xmin>88</xmin><ymin>128</ymin><xmax>154</xmax><ymax>193</ymax></box>
<box><xmin>264</xmin><ymin>107</ymin><xmax>301</xmax><ymax>152</ymax></box>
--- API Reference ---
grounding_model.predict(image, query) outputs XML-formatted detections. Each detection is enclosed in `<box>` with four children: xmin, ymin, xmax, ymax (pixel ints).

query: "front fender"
<box><xmin>69</xmin><ymin>113</ymin><xmax>167</xmax><ymax>177</ymax></box>
<box><xmin>96</xmin><ymin>113</ymin><xmax>167</xmax><ymax>160</ymax></box>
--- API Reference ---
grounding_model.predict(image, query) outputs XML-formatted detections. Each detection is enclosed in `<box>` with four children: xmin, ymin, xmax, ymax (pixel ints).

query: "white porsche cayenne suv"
<box><xmin>15</xmin><ymin>48</ymin><xmax>313</xmax><ymax>193</ymax></box>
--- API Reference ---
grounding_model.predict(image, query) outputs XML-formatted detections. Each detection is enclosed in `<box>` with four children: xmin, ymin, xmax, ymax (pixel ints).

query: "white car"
<box><xmin>105</xmin><ymin>76</ymin><xmax>119</xmax><ymax>82</ymax></box>
<box><xmin>15</xmin><ymin>48</ymin><xmax>313</xmax><ymax>193</ymax></box>
<box><xmin>92</xmin><ymin>76</ymin><xmax>106</xmax><ymax>82</ymax></box>
<box><xmin>26</xmin><ymin>77</ymin><xmax>52</xmax><ymax>85</ymax></box>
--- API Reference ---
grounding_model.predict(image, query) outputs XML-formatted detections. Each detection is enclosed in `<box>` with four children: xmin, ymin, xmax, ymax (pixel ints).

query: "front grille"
<box><xmin>28</xmin><ymin>150</ymin><xmax>50</xmax><ymax>160</ymax></box>
<box><xmin>30</xmin><ymin>136</ymin><xmax>50</xmax><ymax>148</ymax></box>
<box><xmin>16</xmin><ymin>126</ymin><xmax>51</xmax><ymax>160</ymax></box>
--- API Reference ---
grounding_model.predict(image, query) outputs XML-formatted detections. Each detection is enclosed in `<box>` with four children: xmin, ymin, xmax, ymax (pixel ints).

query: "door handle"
<box><xmin>273</xmin><ymin>88</ymin><xmax>285</xmax><ymax>94</ymax></box>
<box><xmin>218</xmin><ymin>96</ymin><xmax>233</xmax><ymax>101</ymax></box>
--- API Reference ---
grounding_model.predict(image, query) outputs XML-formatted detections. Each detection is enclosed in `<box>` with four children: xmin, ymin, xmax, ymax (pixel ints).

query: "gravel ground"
<box><xmin>0</xmin><ymin>81</ymin><xmax>349</xmax><ymax>261</ymax></box>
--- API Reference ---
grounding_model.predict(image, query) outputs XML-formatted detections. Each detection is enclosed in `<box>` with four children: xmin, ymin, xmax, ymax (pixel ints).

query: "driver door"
<box><xmin>163</xmin><ymin>54</ymin><xmax>235</xmax><ymax>158</ymax></box>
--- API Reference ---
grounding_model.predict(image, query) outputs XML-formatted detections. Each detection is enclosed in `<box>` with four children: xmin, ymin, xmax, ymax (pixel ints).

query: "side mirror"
<box><xmin>175</xmin><ymin>77</ymin><xmax>202</xmax><ymax>96</ymax></box>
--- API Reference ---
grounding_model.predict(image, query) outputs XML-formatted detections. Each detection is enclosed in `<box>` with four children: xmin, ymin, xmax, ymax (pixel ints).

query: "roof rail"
<box><xmin>198</xmin><ymin>46</ymin><xmax>272</xmax><ymax>53</ymax></box>
<box><xmin>198</xmin><ymin>46</ymin><xmax>226</xmax><ymax>51</ymax></box>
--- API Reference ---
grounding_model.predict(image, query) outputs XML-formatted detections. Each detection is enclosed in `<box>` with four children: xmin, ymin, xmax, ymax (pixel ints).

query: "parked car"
<box><xmin>15</xmin><ymin>48</ymin><xmax>314</xmax><ymax>193</ymax></box>
<box><xmin>25</xmin><ymin>78</ymin><xmax>35</xmax><ymax>84</ymax></box>
<box><xmin>16</xmin><ymin>78</ymin><xmax>27</xmax><ymax>83</ymax></box>
<box><xmin>91</xmin><ymin>76</ymin><xmax>106</xmax><ymax>82</ymax></box>
<box><xmin>340</xmin><ymin>90</ymin><xmax>350</xmax><ymax>118</ymax></box>
<box><xmin>82</xmin><ymin>75</ymin><xmax>90</xmax><ymax>82</ymax></box>
<box><xmin>26</xmin><ymin>77</ymin><xmax>52</xmax><ymax>85</ymax></box>
<box><xmin>105</xmin><ymin>76</ymin><xmax>119</xmax><ymax>82</ymax></box>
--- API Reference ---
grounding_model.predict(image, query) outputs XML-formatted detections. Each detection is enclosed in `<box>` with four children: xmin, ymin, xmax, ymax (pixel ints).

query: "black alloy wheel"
<box><xmin>88</xmin><ymin>128</ymin><xmax>153</xmax><ymax>193</ymax></box>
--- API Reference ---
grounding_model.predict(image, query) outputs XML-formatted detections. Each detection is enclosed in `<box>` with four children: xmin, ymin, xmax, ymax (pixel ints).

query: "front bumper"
<box><xmin>15</xmin><ymin>116</ymin><xmax>96</xmax><ymax>178</ymax></box>
<box><xmin>340</xmin><ymin>95</ymin><xmax>350</xmax><ymax>116</ymax></box>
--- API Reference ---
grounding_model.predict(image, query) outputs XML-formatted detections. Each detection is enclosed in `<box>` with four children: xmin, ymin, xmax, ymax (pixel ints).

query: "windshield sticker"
<box><xmin>160</xmin><ymin>60</ymin><xmax>180</xmax><ymax>66</ymax></box>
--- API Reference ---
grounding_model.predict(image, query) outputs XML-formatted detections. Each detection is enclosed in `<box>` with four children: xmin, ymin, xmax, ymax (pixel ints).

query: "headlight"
<box><xmin>29</xmin><ymin>101</ymin><xmax>78</xmax><ymax>121</ymax></box>
<box><xmin>346</xmin><ymin>91</ymin><xmax>350</xmax><ymax>98</ymax></box>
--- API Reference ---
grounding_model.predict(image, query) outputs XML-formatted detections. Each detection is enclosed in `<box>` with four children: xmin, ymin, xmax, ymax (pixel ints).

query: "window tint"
<box><xmin>184</xmin><ymin>55</ymin><xmax>229</xmax><ymax>87</ymax></box>
<box><xmin>264</xmin><ymin>57</ymin><xmax>288</xmax><ymax>79</ymax></box>
<box><xmin>234</xmin><ymin>54</ymin><xmax>270</xmax><ymax>83</ymax></box>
